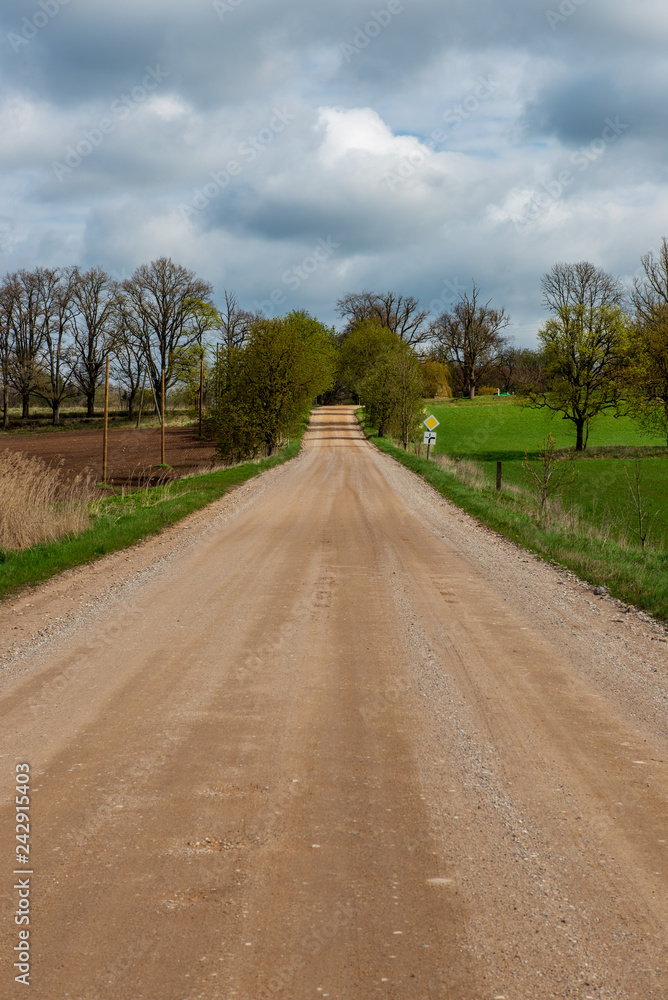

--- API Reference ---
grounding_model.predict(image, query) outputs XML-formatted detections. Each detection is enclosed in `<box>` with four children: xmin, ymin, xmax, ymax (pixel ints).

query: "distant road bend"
<box><xmin>0</xmin><ymin>405</ymin><xmax>666</xmax><ymax>999</ymax></box>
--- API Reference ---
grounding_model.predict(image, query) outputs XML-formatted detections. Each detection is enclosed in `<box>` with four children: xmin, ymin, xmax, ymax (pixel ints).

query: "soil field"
<box><xmin>0</xmin><ymin>407</ymin><xmax>666</xmax><ymax>999</ymax></box>
<box><xmin>0</xmin><ymin>426</ymin><xmax>218</xmax><ymax>485</ymax></box>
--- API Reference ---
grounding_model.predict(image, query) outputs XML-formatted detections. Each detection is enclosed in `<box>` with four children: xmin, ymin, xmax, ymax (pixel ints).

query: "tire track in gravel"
<box><xmin>0</xmin><ymin>405</ymin><xmax>666</xmax><ymax>1000</ymax></box>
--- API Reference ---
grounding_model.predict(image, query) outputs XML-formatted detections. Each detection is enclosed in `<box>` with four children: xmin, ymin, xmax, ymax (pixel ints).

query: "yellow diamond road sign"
<box><xmin>423</xmin><ymin>414</ymin><xmax>440</xmax><ymax>431</ymax></box>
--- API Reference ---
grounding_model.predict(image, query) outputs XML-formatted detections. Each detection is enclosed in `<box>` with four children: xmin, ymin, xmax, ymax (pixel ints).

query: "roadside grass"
<box><xmin>359</xmin><ymin>408</ymin><xmax>668</xmax><ymax>623</ymax></box>
<box><xmin>0</xmin><ymin>437</ymin><xmax>301</xmax><ymax>601</ymax></box>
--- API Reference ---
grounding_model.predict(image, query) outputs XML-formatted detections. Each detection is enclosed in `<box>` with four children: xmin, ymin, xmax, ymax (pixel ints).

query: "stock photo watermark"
<box><xmin>545</xmin><ymin>0</ymin><xmax>587</xmax><ymax>31</ymax></box>
<box><xmin>427</xmin><ymin>277</ymin><xmax>468</xmax><ymax>315</ymax></box>
<box><xmin>12</xmin><ymin>763</ymin><xmax>32</xmax><ymax>985</ymax></box>
<box><xmin>212</xmin><ymin>0</ymin><xmax>244</xmax><ymax>20</ymax></box>
<box><xmin>253</xmin><ymin>236</ymin><xmax>340</xmax><ymax>314</ymax></box>
<box><xmin>180</xmin><ymin>107</ymin><xmax>296</xmax><ymax>222</ymax></box>
<box><xmin>340</xmin><ymin>0</ymin><xmax>416</xmax><ymax>62</ymax></box>
<box><xmin>7</xmin><ymin>0</ymin><xmax>70</xmax><ymax>53</ymax></box>
<box><xmin>516</xmin><ymin>116</ymin><xmax>630</xmax><ymax>229</ymax></box>
<box><xmin>51</xmin><ymin>65</ymin><xmax>169</xmax><ymax>181</ymax></box>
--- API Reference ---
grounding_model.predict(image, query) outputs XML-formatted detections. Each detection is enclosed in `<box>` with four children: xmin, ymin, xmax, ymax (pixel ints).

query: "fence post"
<box><xmin>496</xmin><ymin>460</ymin><xmax>502</xmax><ymax>492</ymax></box>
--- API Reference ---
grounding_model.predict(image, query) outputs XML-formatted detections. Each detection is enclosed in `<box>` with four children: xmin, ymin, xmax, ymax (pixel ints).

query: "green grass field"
<box><xmin>427</xmin><ymin>399</ymin><xmax>668</xmax><ymax>548</ymax></box>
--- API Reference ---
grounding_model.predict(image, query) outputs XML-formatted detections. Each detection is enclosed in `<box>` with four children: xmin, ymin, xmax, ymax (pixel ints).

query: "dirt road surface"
<box><xmin>0</xmin><ymin>406</ymin><xmax>666</xmax><ymax>999</ymax></box>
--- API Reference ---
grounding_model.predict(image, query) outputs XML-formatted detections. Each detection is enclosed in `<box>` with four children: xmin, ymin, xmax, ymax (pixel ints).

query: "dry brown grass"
<box><xmin>0</xmin><ymin>451</ymin><xmax>94</xmax><ymax>550</ymax></box>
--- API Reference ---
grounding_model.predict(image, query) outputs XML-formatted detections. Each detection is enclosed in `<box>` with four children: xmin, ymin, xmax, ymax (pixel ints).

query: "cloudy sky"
<box><xmin>1</xmin><ymin>0</ymin><xmax>667</xmax><ymax>343</ymax></box>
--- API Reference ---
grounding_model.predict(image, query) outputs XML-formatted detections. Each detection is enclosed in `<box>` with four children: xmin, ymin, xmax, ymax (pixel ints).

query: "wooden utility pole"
<box><xmin>136</xmin><ymin>370</ymin><xmax>147</xmax><ymax>429</ymax></box>
<box><xmin>199</xmin><ymin>353</ymin><xmax>204</xmax><ymax>437</ymax></box>
<box><xmin>102</xmin><ymin>356</ymin><xmax>110</xmax><ymax>484</ymax></box>
<box><xmin>161</xmin><ymin>370</ymin><xmax>166</xmax><ymax>465</ymax></box>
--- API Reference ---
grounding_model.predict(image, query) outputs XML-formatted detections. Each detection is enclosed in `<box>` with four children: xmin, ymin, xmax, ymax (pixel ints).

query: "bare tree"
<box><xmin>0</xmin><ymin>281</ymin><xmax>12</xmax><ymax>427</ymax></box>
<box><xmin>217</xmin><ymin>290</ymin><xmax>255</xmax><ymax>350</ymax></box>
<box><xmin>1</xmin><ymin>269</ymin><xmax>47</xmax><ymax>418</ymax></box>
<box><xmin>70</xmin><ymin>266</ymin><xmax>119</xmax><ymax>417</ymax></box>
<box><xmin>498</xmin><ymin>346</ymin><xmax>546</xmax><ymax>394</ymax></box>
<box><xmin>111</xmin><ymin>301</ymin><xmax>149</xmax><ymax>421</ymax></box>
<box><xmin>632</xmin><ymin>237</ymin><xmax>668</xmax><ymax>319</ymax></box>
<box><xmin>120</xmin><ymin>257</ymin><xmax>213</xmax><ymax>416</ymax></box>
<box><xmin>521</xmin><ymin>433</ymin><xmax>576</xmax><ymax>521</ymax></box>
<box><xmin>542</xmin><ymin>260</ymin><xmax>625</xmax><ymax>314</ymax></box>
<box><xmin>431</xmin><ymin>282</ymin><xmax>510</xmax><ymax>398</ymax></box>
<box><xmin>34</xmin><ymin>267</ymin><xmax>77</xmax><ymax>426</ymax></box>
<box><xmin>337</xmin><ymin>290</ymin><xmax>430</xmax><ymax>346</ymax></box>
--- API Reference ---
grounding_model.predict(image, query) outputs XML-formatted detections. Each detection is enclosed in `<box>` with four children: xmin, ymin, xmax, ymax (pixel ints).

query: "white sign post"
<box><xmin>423</xmin><ymin>414</ymin><xmax>440</xmax><ymax>460</ymax></box>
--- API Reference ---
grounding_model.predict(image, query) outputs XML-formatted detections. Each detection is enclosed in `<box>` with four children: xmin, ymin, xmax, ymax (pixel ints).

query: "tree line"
<box><xmin>1</xmin><ymin>238</ymin><xmax>667</xmax><ymax>454</ymax></box>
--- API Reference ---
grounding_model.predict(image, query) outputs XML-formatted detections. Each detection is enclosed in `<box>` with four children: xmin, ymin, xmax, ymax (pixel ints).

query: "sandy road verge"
<box><xmin>0</xmin><ymin>406</ymin><xmax>666</xmax><ymax>1000</ymax></box>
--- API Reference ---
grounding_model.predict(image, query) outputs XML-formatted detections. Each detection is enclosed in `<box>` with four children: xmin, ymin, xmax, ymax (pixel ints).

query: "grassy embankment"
<box><xmin>361</xmin><ymin>398</ymin><xmax>668</xmax><ymax>622</ymax></box>
<box><xmin>0</xmin><ymin>437</ymin><xmax>301</xmax><ymax>601</ymax></box>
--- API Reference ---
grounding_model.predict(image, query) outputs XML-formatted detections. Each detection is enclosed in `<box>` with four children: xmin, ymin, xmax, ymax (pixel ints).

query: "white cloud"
<box><xmin>0</xmin><ymin>0</ymin><xmax>666</xmax><ymax>342</ymax></box>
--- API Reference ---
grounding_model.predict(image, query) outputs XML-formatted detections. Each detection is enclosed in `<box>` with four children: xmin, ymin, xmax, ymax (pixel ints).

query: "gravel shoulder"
<box><xmin>0</xmin><ymin>406</ymin><xmax>666</xmax><ymax>1000</ymax></box>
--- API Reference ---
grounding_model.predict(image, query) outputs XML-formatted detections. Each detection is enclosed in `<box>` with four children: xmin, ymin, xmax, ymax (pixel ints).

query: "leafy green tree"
<box><xmin>338</xmin><ymin>318</ymin><xmax>403</xmax><ymax>400</ymax></box>
<box><xmin>419</xmin><ymin>359</ymin><xmax>451</xmax><ymax>398</ymax></box>
<box><xmin>526</xmin><ymin>262</ymin><xmax>629</xmax><ymax>450</ymax></box>
<box><xmin>360</xmin><ymin>342</ymin><xmax>424</xmax><ymax>446</ymax></box>
<box><xmin>624</xmin><ymin>308</ymin><xmax>668</xmax><ymax>443</ymax></box>
<box><xmin>627</xmin><ymin>238</ymin><xmax>668</xmax><ymax>442</ymax></box>
<box><xmin>210</xmin><ymin>311</ymin><xmax>336</xmax><ymax>461</ymax></box>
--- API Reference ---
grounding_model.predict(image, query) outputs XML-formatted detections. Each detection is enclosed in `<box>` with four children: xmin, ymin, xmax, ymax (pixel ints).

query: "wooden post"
<box><xmin>496</xmin><ymin>460</ymin><xmax>502</xmax><ymax>492</ymax></box>
<box><xmin>161</xmin><ymin>370</ymin><xmax>166</xmax><ymax>465</ymax></box>
<box><xmin>102</xmin><ymin>356</ymin><xmax>110</xmax><ymax>484</ymax></box>
<box><xmin>199</xmin><ymin>352</ymin><xmax>204</xmax><ymax>438</ymax></box>
<box><xmin>136</xmin><ymin>369</ymin><xmax>146</xmax><ymax>429</ymax></box>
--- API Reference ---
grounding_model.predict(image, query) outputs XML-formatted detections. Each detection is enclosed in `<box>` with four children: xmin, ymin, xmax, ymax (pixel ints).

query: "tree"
<box><xmin>111</xmin><ymin>305</ymin><xmax>148</xmax><ymax>421</ymax></box>
<box><xmin>34</xmin><ymin>267</ymin><xmax>77</xmax><ymax>426</ymax></box>
<box><xmin>389</xmin><ymin>349</ymin><xmax>424</xmax><ymax>449</ymax></box>
<box><xmin>120</xmin><ymin>257</ymin><xmax>213</xmax><ymax>416</ymax></box>
<box><xmin>419</xmin><ymin>359</ymin><xmax>451</xmax><ymax>398</ymax></box>
<box><xmin>210</xmin><ymin>311</ymin><xmax>336</xmax><ymax>461</ymax></box>
<box><xmin>338</xmin><ymin>318</ymin><xmax>404</xmax><ymax>400</ymax></box>
<box><xmin>527</xmin><ymin>262</ymin><xmax>628</xmax><ymax>450</ymax></box>
<box><xmin>624</xmin><ymin>307</ymin><xmax>668</xmax><ymax>443</ymax></box>
<box><xmin>431</xmin><ymin>282</ymin><xmax>510</xmax><ymax>398</ymax></box>
<box><xmin>498</xmin><ymin>346</ymin><xmax>546</xmax><ymax>395</ymax></box>
<box><xmin>217</xmin><ymin>290</ymin><xmax>256</xmax><ymax>350</ymax></box>
<box><xmin>0</xmin><ymin>281</ymin><xmax>12</xmax><ymax>428</ymax></box>
<box><xmin>627</xmin><ymin>238</ymin><xmax>668</xmax><ymax>442</ymax></box>
<box><xmin>359</xmin><ymin>340</ymin><xmax>424</xmax><ymax>445</ymax></box>
<box><xmin>1</xmin><ymin>269</ymin><xmax>47</xmax><ymax>418</ymax></box>
<box><xmin>70</xmin><ymin>266</ymin><xmax>118</xmax><ymax>417</ymax></box>
<box><xmin>521</xmin><ymin>433</ymin><xmax>576</xmax><ymax>521</ymax></box>
<box><xmin>337</xmin><ymin>290</ymin><xmax>430</xmax><ymax>345</ymax></box>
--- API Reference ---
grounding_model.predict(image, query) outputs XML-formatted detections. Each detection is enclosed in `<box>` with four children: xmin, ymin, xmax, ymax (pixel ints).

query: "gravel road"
<box><xmin>0</xmin><ymin>405</ymin><xmax>666</xmax><ymax>999</ymax></box>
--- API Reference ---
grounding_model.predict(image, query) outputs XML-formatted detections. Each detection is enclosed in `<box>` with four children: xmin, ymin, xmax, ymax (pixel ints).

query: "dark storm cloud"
<box><xmin>1</xmin><ymin>0</ymin><xmax>667</xmax><ymax>338</ymax></box>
